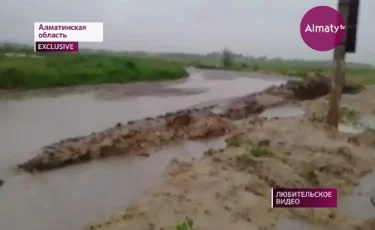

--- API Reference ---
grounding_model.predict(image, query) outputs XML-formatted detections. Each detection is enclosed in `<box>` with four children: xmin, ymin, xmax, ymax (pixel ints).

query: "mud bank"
<box><xmin>18</xmin><ymin>110</ymin><xmax>232</xmax><ymax>172</ymax></box>
<box><xmin>85</xmin><ymin>87</ymin><xmax>375</xmax><ymax>230</ymax></box>
<box><xmin>18</xmin><ymin>75</ymin><xmax>364</xmax><ymax>173</ymax></box>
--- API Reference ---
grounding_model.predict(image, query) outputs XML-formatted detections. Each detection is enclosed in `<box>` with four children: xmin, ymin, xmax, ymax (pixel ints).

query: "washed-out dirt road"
<box><xmin>0</xmin><ymin>69</ymin><xmax>288</xmax><ymax>230</ymax></box>
<box><xmin>85</xmin><ymin>85</ymin><xmax>375</xmax><ymax>230</ymax></box>
<box><xmin>0</xmin><ymin>68</ymin><xmax>373</xmax><ymax>230</ymax></box>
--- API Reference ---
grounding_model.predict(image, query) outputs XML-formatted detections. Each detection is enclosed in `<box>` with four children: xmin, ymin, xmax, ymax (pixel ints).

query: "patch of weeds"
<box><xmin>299</xmin><ymin>167</ymin><xmax>319</xmax><ymax>185</ymax></box>
<box><xmin>278</xmin><ymin>69</ymin><xmax>288</xmax><ymax>76</ymax></box>
<box><xmin>235</xmin><ymin>154</ymin><xmax>256</xmax><ymax>171</ymax></box>
<box><xmin>294</xmin><ymin>71</ymin><xmax>308</xmax><ymax>78</ymax></box>
<box><xmin>251</xmin><ymin>64</ymin><xmax>260</xmax><ymax>71</ymax></box>
<box><xmin>250</xmin><ymin>146</ymin><xmax>270</xmax><ymax>157</ymax></box>
<box><xmin>226</xmin><ymin>134</ymin><xmax>244</xmax><ymax>147</ymax></box>
<box><xmin>340</xmin><ymin>107</ymin><xmax>360</xmax><ymax>125</ymax></box>
<box><xmin>176</xmin><ymin>217</ymin><xmax>194</xmax><ymax>230</ymax></box>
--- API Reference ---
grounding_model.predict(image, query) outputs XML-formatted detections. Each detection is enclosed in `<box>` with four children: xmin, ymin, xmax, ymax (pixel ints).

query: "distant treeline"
<box><xmin>0</xmin><ymin>42</ymin><xmax>372</xmax><ymax>68</ymax></box>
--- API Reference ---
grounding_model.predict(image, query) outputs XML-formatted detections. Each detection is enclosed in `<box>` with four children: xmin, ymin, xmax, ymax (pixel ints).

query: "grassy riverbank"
<box><xmin>193</xmin><ymin>62</ymin><xmax>375</xmax><ymax>85</ymax></box>
<box><xmin>0</xmin><ymin>53</ymin><xmax>188</xmax><ymax>89</ymax></box>
<box><xmin>252</xmin><ymin>63</ymin><xmax>375</xmax><ymax>85</ymax></box>
<box><xmin>1</xmin><ymin>46</ymin><xmax>373</xmax><ymax>88</ymax></box>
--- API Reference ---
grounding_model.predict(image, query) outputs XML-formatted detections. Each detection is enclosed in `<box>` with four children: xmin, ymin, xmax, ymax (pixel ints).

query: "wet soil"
<box><xmin>340</xmin><ymin>172</ymin><xmax>375</xmax><ymax>222</ymax></box>
<box><xmin>85</xmin><ymin>86</ymin><xmax>375</xmax><ymax>230</ymax></box>
<box><xmin>18</xmin><ymin>110</ymin><xmax>233</xmax><ymax>172</ymax></box>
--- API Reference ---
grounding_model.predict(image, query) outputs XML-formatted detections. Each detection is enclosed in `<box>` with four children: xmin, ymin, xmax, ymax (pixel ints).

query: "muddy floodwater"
<box><xmin>0</xmin><ymin>69</ymin><xmax>287</xmax><ymax>230</ymax></box>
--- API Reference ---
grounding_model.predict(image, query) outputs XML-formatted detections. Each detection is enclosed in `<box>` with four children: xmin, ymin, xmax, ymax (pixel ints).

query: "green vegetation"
<box><xmin>246</xmin><ymin>63</ymin><xmax>375</xmax><ymax>85</ymax></box>
<box><xmin>235</xmin><ymin>145</ymin><xmax>273</xmax><ymax>170</ymax></box>
<box><xmin>222</xmin><ymin>49</ymin><xmax>233</xmax><ymax>68</ymax></box>
<box><xmin>175</xmin><ymin>217</ymin><xmax>194</xmax><ymax>230</ymax></box>
<box><xmin>153</xmin><ymin>48</ymin><xmax>374</xmax><ymax>86</ymax></box>
<box><xmin>193</xmin><ymin>61</ymin><xmax>375</xmax><ymax>85</ymax></box>
<box><xmin>1</xmin><ymin>43</ymin><xmax>374</xmax><ymax>88</ymax></box>
<box><xmin>340</xmin><ymin>107</ymin><xmax>360</xmax><ymax>125</ymax></box>
<box><xmin>0</xmin><ymin>52</ymin><xmax>187</xmax><ymax>89</ymax></box>
<box><xmin>250</xmin><ymin>146</ymin><xmax>270</xmax><ymax>157</ymax></box>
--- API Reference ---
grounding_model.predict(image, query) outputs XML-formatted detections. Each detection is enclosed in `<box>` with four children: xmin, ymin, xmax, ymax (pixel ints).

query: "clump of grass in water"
<box><xmin>176</xmin><ymin>217</ymin><xmax>194</xmax><ymax>230</ymax></box>
<box><xmin>340</xmin><ymin>107</ymin><xmax>360</xmax><ymax>125</ymax></box>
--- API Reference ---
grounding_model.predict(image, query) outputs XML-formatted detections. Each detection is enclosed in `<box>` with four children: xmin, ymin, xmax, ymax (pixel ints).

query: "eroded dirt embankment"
<box><xmin>17</xmin><ymin>74</ymin><xmax>363</xmax><ymax>173</ymax></box>
<box><xmin>17</xmin><ymin>110</ymin><xmax>233</xmax><ymax>172</ymax></box>
<box><xmin>85</xmin><ymin>85</ymin><xmax>375</xmax><ymax>230</ymax></box>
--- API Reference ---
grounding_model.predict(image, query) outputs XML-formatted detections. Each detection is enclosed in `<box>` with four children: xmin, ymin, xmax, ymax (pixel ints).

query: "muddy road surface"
<box><xmin>86</xmin><ymin>87</ymin><xmax>375</xmax><ymax>230</ymax></box>
<box><xmin>0</xmin><ymin>69</ymin><xmax>287</xmax><ymax>230</ymax></box>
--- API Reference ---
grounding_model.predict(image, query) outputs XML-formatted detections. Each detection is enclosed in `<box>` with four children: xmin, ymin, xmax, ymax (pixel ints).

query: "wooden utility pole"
<box><xmin>326</xmin><ymin>0</ymin><xmax>359</xmax><ymax>127</ymax></box>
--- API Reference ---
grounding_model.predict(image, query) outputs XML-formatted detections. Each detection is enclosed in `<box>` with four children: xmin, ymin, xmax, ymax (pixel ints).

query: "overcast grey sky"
<box><xmin>1</xmin><ymin>0</ymin><xmax>374</xmax><ymax>64</ymax></box>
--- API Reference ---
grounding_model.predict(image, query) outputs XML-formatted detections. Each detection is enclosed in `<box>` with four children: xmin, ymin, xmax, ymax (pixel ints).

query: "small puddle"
<box><xmin>339</xmin><ymin>114</ymin><xmax>375</xmax><ymax>134</ymax></box>
<box><xmin>274</xmin><ymin>112</ymin><xmax>375</xmax><ymax>229</ymax></box>
<box><xmin>359</xmin><ymin>114</ymin><xmax>375</xmax><ymax>130</ymax></box>
<box><xmin>338</xmin><ymin>114</ymin><xmax>375</xmax><ymax>224</ymax></box>
<box><xmin>0</xmin><ymin>138</ymin><xmax>226</xmax><ymax>230</ymax></box>
<box><xmin>259</xmin><ymin>106</ymin><xmax>304</xmax><ymax>118</ymax></box>
<box><xmin>339</xmin><ymin>172</ymin><xmax>375</xmax><ymax>222</ymax></box>
<box><xmin>338</xmin><ymin>124</ymin><xmax>364</xmax><ymax>134</ymax></box>
<box><xmin>276</xmin><ymin>172</ymin><xmax>375</xmax><ymax>230</ymax></box>
<box><xmin>329</xmin><ymin>114</ymin><xmax>375</xmax><ymax>225</ymax></box>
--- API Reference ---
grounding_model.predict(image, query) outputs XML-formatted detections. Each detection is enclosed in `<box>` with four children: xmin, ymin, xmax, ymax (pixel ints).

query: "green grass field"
<box><xmin>0</xmin><ymin>48</ymin><xmax>373</xmax><ymax>89</ymax></box>
<box><xmin>189</xmin><ymin>60</ymin><xmax>375</xmax><ymax>85</ymax></box>
<box><xmin>245</xmin><ymin>63</ymin><xmax>375</xmax><ymax>85</ymax></box>
<box><xmin>0</xmin><ymin>53</ymin><xmax>188</xmax><ymax>89</ymax></box>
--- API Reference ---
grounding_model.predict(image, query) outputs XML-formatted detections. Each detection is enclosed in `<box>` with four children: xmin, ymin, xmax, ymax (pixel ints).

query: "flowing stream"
<box><xmin>0</xmin><ymin>69</ymin><xmax>286</xmax><ymax>230</ymax></box>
